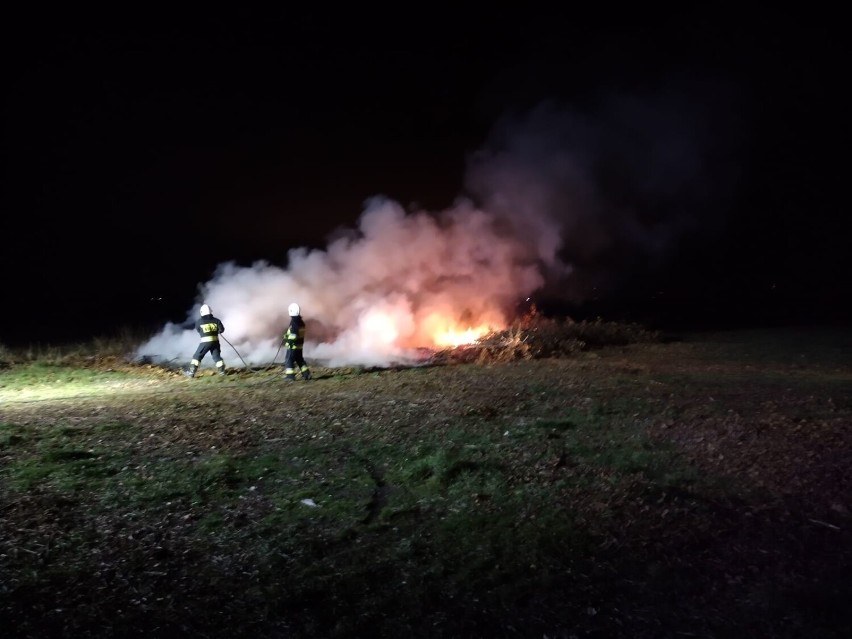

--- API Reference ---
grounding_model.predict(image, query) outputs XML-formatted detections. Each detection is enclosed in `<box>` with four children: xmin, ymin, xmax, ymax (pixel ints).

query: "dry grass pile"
<box><xmin>433</xmin><ymin>308</ymin><xmax>661</xmax><ymax>364</ymax></box>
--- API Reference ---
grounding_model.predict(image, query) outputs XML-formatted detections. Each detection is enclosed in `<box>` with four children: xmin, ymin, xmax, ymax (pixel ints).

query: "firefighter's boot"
<box><xmin>184</xmin><ymin>365</ymin><xmax>198</xmax><ymax>378</ymax></box>
<box><xmin>302</xmin><ymin>370</ymin><xmax>312</xmax><ymax>381</ymax></box>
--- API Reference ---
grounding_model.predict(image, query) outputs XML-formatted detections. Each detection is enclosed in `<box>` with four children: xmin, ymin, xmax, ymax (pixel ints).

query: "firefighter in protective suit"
<box><xmin>184</xmin><ymin>304</ymin><xmax>226</xmax><ymax>377</ymax></box>
<box><xmin>282</xmin><ymin>302</ymin><xmax>311</xmax><ymax>381</ymax></box>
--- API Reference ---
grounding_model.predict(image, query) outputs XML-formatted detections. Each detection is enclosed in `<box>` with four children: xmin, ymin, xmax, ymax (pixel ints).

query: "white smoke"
<box><xmin>137</xmin><ymin>196</ymin><xmax>547</xmax><ymax>368</ymax></box>
<box><xmin>138</xmin><ymin>86</ymin><xmax>739</xmax><ymax>368</ymax></box>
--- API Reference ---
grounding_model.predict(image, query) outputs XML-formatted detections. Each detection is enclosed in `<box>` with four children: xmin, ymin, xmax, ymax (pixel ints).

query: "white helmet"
<box><xmin>288</xmin><ymin>302</ymin><xmax>300</xmax><ymax>316</ymax></box>
<box><xmin>199</xmin><ymin>304</ymin><xmax>211</xmax><ymax>316</ymax></box>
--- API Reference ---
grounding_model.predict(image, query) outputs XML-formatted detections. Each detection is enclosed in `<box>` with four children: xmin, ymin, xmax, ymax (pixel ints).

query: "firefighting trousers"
<box><xmin>283</xmin><ymin>348</ymin><xmax>310</xmax><ymax>378</ymax></box>
<box><xmin>191</xmin><ymin>341</ymin><xmax>224</xmax><ymax>370</ymax></box>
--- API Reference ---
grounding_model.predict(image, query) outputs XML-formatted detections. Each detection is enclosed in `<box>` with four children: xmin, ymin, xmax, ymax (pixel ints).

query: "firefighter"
<box><xmin>282</xmin><ymin>302</ymin><xmax>311</xmax><ymax>381</ymax></box>
<box><xmin>184</xmin><ymin>304</ymin><xmax>226</xmax><ymax>377</ymax></box>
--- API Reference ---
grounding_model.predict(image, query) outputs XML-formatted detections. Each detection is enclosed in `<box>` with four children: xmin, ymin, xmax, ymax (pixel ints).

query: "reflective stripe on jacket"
<box><xmin>284</xmin><ymin>317</ymin><xmax>306</xmax><ymax>349</ymax></box>
<box><xmin>196</xmin><ymin>315</ymin><xmax>224</xmax><ymax>342</ymax></box>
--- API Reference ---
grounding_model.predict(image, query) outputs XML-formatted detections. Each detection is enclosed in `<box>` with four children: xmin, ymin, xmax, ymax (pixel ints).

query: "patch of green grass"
<box><xmin>8</xmin><ymin>445</ymin><xmax>124</xmax><ymax>491</ymax></box>
<box><xmin>104</xmin><ymin>452</ymin><xmax>281</xmax><ymax>506</ymax></box>
<box><xmin>0</xmin><ymin>423</ymin><xmax>33</xmax><ymax>450</ymax></box>
<box><xmin>0</xmin><ymin>362</ymin><xmax>150</xmax><ymax>402</ymax></box>
<box><xmin>387</xmin><ymin>447</ymin><xmax>508</xmax><ymax>522</ymax></box>
<box><xmin>94</xmin><ymin>421</ymin><xmax>130</xmax><ymax>434</ymax></box>
<box><xmin>1</xmin><ymin>421</ymin><xmax>143</xmax><ymax>491</ymax></box>
<box><xmin>499</xmin><ymin>405</ymin><xmax>708</xmax><ymax>499</ymax></box>
<box><xmin>0</xmin><ymin>362</ymin><xmax>115</xmax><ymax>386</ymax></box>
<box><xmin>559</xmin><ymin>416</ymin><xmax>698</xmax><ymax>485</ymax></box>
<box><xmin>259</xmin><ymin>443</ymin><xmax>380</xmax><ymax>527</ymax></box>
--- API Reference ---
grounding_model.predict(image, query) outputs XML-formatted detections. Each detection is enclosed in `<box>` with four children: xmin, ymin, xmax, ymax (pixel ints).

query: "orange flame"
<box><xmin>432</xmin><ymin>324</ymin><xmax>491</xmax><ymax>348</ymax></box>
<box><xmin>361</xmin><ymin>309</ymin><xmax>500</xmax><ymax>350</ymax></box>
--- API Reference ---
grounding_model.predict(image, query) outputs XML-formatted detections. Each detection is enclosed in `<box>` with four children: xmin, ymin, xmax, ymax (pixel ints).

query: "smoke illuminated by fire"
<box><xmin>137</xmin><ymin>87</ymin><xmax>737</xmax><ymax>368</ymax></box>
<box><xmin>137</xmin><ymin>198</ymin><xmax>542</xmax><ymax>367</ymax></box>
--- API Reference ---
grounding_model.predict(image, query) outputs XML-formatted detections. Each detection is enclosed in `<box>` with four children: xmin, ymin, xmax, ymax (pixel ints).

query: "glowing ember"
<box><xmin>432</xmin><ymin>325</ymin><xmax>491</xmax><ymax>348</ymax></box>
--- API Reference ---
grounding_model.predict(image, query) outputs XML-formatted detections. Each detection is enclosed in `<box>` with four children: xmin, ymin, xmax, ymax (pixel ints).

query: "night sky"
<box><xmin>3</xmin><ymin>8</ymin><xmax>849</xmax><ymax>346</ymax></box>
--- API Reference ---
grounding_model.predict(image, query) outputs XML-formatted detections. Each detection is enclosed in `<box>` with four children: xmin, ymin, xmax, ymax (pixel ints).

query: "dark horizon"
<box><xmin>5</xmin><ymin>285</ymin><xmax>848</xmax><ymax>349</ymax></box>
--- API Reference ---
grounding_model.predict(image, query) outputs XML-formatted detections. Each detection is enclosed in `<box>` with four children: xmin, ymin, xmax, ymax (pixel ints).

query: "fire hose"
<box><xmin>220</xmin><ymin>335</ymin><xmax>251</xmax><ymax>370</ymax></box>
<box><xmin>271</xmin><ymin>339</ymin><xmax>284</xmax><ymax>366</ymax></box>
<box><xmin>221</xmin><ymin>335</ymin><xmax>289</xmax><ymax>372</ymax></box>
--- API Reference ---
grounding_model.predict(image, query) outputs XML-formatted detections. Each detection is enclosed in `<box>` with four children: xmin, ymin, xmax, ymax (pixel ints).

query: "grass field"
<box><xmin>1</xmin><ymin>324</ymin><xmax>850</xmax><ymax>638</ymax></box>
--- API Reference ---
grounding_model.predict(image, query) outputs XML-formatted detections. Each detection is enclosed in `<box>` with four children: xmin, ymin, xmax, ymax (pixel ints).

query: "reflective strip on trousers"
<box><xmin>201</xmin><ymin>336</ymin><xmax>219</xmax><ymax>343</ymax></box>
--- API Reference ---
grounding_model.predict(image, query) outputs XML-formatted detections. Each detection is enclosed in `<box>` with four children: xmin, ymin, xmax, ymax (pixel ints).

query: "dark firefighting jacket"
<box><xmin>195</xmin><ymin>314</ymin><xmax>225</xmax><ymax>343</ymax></box>
<box><xmin>284</xmin><ymin>316</ymin><xmax>305</xmax><ymax>349</ymax></box>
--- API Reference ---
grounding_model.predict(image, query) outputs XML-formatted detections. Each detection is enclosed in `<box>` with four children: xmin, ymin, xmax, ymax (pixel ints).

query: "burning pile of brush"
<box><xmin>430</xmin><ymin>306</ymin><xmax>660</xmax><ymax>365</ymax></box>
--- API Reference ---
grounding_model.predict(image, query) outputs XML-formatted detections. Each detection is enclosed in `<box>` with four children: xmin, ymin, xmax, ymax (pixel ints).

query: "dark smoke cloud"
<box><xmin>465</xmin><ymin>80</ymin><xmax>743</xmax><ymax>302</ymax></box>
